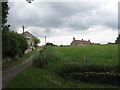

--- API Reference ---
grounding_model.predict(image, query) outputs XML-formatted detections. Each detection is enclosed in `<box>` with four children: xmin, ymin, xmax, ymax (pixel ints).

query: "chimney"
<box><xmin>88</xmin><ymin>39</ymin><xmax>90</xmax><ymax>42</ymax></box>
<box><xmin>22</xmin><ymin>25</ymin><xmax>24</xmax><ymax>37</ymax></box>
<box><xmin>82</xmin><ymin>39</ymin><xmax>83</xmax><ymax>41</ymax></box>
<box><xmin>73</xmin><ymin>37</ymin><xmax>75</xmax><ymax>41</ymax></box>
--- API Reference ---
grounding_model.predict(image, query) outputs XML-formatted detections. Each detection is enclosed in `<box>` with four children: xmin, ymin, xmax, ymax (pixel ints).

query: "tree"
<box><xmin>2</xmin><ymin>31</ymin><xmax>19</xmax><ymax>58</ymax></box>
<box><xmin>45</xmin><ymin>42</ymin><xmax>56</xmax><ymax>46</ymax></box>
<box><xmin>17</xmin><ymin>34</ymin><xmax>28</xmax><ymax>56</ymax></box>
<box><xmin>33</xmin><ymin>37</ymin><xmax>40</xmax><ymax>48</ymax></box>
<box><xmin>115</xmin><ymin>34</ymin><xmax>120</xmax><ymax>44</ymax></box>
<box><xmin>2</xmin><ymin>2</ymin><xmax>28</xmax><ymax>61</ymax></box>
<box><xmin>2</xmin><ymin>2</ymin><xmax>10</xmax><ymax>58</ymax></box>
<box><xmin>2</xmin><ymin>2</ymin><xmax>9</xmax><ymax>27</ymax></box>
<box><xmin>2</xmin><ymin>30</ymin><xmax>28</xmax><ymax>58</ymax></box>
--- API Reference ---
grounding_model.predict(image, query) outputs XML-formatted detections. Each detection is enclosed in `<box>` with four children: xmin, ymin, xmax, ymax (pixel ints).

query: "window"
<box><xmin>26</xmin><ymin>37</ymin><xmax>30</xmax><ymax>41</ymax></box>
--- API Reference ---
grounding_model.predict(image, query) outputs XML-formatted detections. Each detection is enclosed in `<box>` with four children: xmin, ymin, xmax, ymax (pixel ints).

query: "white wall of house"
<box><xmin>23</xmin><ymin>31</ymin><xmax>35</xmax><ymax>54</ymax></box>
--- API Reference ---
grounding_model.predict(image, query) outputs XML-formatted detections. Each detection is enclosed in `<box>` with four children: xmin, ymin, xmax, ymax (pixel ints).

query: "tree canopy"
<box><xmin>115</xmin><ymin>34</ymin><xmax>120</xmax><ymax>44</ymax></box>
<box><xmin>33</xmin><ymin>37</ymin><xmax>40</xmax><ymax>48</ymax></box>
<box><xmin>2</xmin><ymin>2</ymin><xmax>9</xmax><ymax>27</ymax></box>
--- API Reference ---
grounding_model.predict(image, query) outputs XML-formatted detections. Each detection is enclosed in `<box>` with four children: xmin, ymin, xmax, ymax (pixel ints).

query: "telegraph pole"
<box><xmin>45</xmin><ymin>36</ymin><xmax>46</xmax><ymax>45</ymax></box>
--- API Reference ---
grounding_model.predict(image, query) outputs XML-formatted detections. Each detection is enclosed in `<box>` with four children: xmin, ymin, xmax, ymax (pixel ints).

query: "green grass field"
<box><xmin>54</xmin><ymin>44</ymin><xmax>118</xmax><ymax>66</ymax></box>
<box><xmin>6</xmin><ymin>44</ymin><xmax>119</xmax><ymax>88</ymax></box>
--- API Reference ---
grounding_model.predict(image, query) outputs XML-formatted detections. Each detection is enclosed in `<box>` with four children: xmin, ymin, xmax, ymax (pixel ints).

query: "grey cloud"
<box><xmin>8</xmin><ymin>2</ymin><xmax>117</xmax><ymax>35</ymax></box>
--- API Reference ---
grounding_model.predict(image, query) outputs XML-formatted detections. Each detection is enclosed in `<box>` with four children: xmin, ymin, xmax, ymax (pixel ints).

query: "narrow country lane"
<box><xmin>2</xmin><ymin>50</ymin><xmax>40</xmax><ymax>88</ymax></box>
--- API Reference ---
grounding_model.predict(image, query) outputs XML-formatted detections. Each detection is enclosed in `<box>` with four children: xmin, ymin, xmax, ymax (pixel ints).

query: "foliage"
<box><xmin>2</xmin><ymin>2</ymin><xmax>28</xmax><ymax>60</ymax></box>
<box><xmin>57</xmin><ymin>64</ymin><xmax>119</xmax><ymax>75</ymax></box>
<box><xmin>2</xmin><ymin>30</ymin><xmax>28</xmax><ymax>59</ymax></box>
<box><xmin>33</xmin><ymin>37</ymin><xmax>40</xmax><ymax>48</ymax></box>
<box><xmin>33</xmin><ymin>47</ymin><xmax>58</xmax><ymax>67</ymax></box>
<box><xmin>68</xmin><ymin>72</ymin><xmax>119</xmax><ymax>85</ymax></box>
<box><xmin>33</xmin><ymin>45</ymin><xmax>118</xmax><ymax>85</ymax></box>
<box><xmin>2</xmin><ymin>2</ymin><xmax>9</xmax><ymax>26</ymax></box>
<box><xmin>6</xmin><ymin>65</ymin><xmax>118</xmax><ymax>88</ymax></box>
<box><xmin>18</xmin><ymin>34</ymin><xmax>28</xmax><ymax>56</ymax></box>
<box><xmin>45</xmin><ymin>42</ymin><xmax>57</xmax><ymax>46</ymax></box>
<box><xmin>57</xmin><ymin>64</ymin><xmax>119</xmax><ymax>85</ymax></box>
<box><xmin>3</xmin><ymin>49</ymin><xmax>38</xmax><ymax>70</ymax></box>
<box><xmin>115</xmin><ymin>34</ymin><xmax>120</xmax><ymax>44</ymax></box>
<box><xmin>6</xmin><ymin>45</ymin><xmax>119</xmax><ymax>88</ymax></box>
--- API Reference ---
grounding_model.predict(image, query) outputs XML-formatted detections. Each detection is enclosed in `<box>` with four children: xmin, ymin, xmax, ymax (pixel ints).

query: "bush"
<box><xmin>45</xmin><ymin>42</ymin><xmax>58</xmax><ymax>46</ymax></box>
<box><xmin>33</xmin><ymin>54</ymin><xmax>49</xmax><ymax>67</ymax></box>
<box><xmin>58</xmin><ymin>64</ymin><xmax>119</xmax><ymax>75</ymax></box>
<box><xmin>2</xmin><ymin>30</ymin><xmax>28</xmax><ymax>59</ymax></box>
<box><xmin>33</xmin><ymin>50</ymin><xmax>58</xmax><ymax>68</ymax></box>
<box><xmin>69</xmin><ymin>72</ymin><xmax>120</xmax><ymax>85</ymax></box>
<box><xmin>57</xmin><ymin>63</ymin><xmax>120</xmax><ymax>85</ymax></box>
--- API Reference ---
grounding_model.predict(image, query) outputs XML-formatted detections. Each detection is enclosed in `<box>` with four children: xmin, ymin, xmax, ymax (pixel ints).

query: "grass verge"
<box><xmin>6</xmin><ymin>65</ymin><xmax>119</xmax><ymax>88</ymax></box>
<box><xmin>3</xmin><ymin>49</ymin><xmax>38</xmax><ymax>71</ymax></box>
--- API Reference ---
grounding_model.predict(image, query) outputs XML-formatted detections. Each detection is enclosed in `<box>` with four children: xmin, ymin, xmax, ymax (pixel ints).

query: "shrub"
<box><xmin>2</xmin><ymin>30</ymin><xmax>28</xmax><ymax>59</ymax></box>
<box><xmin>57</xmin><ymin>63</ymin><xmax>120</xmax><ymax>85</ymax></box>
<box><xmin>33</xmin><ymin>50</ymin><xmax>58</xmax><ymax>68</ymax></box>
<box><xmin>69</xmin><ymin>72</ymin><xmax>120</xmax><ymax>85</ymax></box>
<box><xmin>58</xmin><ymin>64</ymin><xmax>119</xmax><ymax>76</ymax></box>
<box><xmin>33</xmin><ymin>54</ymin><xmax>49</xmax><ymax>67</ymax></box>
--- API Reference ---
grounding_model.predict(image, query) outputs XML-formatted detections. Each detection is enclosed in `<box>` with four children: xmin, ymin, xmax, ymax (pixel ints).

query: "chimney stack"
<box><xmin>82</xmin><ymin>39</ymin><xmax>83</xmax><ymax>41</ymax></box>
<box><xmin>73</xmin><ymin>37</ymin><xmax>75</xmax><ymax>41</ymax></box>
<box><xmin>22</xmin><ymin>25</ymin><xmax>24</xmax><ymax>37</ymax></box>
<box><xmin>88</xmin><ymin>39</ymin><xmax>90</xmax><ymax>42</ymax></box>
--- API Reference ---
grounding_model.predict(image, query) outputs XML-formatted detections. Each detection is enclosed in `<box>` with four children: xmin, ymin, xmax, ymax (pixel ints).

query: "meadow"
<box><xmin>7</xmin><ymin>44</ymin><xmax>119</xmax><ymax>88</ymax></box>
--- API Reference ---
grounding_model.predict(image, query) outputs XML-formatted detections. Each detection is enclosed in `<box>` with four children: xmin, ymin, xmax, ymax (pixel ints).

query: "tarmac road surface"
<box><xmin>2</xmin><ymin>50</ymin><xmax>40</xmax><ymax>88</ymax></box>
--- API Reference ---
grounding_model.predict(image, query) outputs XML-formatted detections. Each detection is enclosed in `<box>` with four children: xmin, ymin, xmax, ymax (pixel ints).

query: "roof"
<box><xmin>91</xmin><ymin>43</ymin><xmax>101</xmax><ymax>45</ymax></box>
<box><xmin>21</xmin><ymin>31</ymin><xmax>35</xmax><ymax>38</ymax></box>
<box><xmin>72</xmin><ymin>40</ymin><xmax>91</xmax><ymax>44</ymax></box>
<box><xmin>37</xmin><ymin>46</ymin><xmax>44</xmax><ymax>49</ymax></box>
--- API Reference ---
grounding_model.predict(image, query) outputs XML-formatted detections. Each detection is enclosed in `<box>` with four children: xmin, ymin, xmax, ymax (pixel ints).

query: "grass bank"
<box><xmin>3</xmin><ymin>49</ymin><xmax>38</xmax><ymax>71</ymax></box>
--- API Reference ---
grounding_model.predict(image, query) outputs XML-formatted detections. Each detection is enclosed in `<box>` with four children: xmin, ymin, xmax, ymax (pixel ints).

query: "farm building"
<box><xmin>71</xmin><ymin>37</ymin><xmax>100</xmax><ymax>46</ymax></box>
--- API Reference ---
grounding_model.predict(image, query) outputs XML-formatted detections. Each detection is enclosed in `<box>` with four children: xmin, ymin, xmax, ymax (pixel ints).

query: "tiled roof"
<box><xmin>91</xmin><ymin>43</ymin><xmax>101</xmax><ymax>45</ymax></box>
<box><xmin>73</xmin><ymin>40</ymin><xmax>91</xmax><ymax>44</ymax></box>
<box><xmin>37</xmin><ymin>46</ymin><xmax>44</xmax><ymax>49</ymax></box>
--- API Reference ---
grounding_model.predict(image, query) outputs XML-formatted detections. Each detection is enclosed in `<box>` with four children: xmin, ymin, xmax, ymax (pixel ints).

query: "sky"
<box><xmin>7</xmin><ymin>0</ymin><xmax>119</xmax><ymax>46</ymax></box>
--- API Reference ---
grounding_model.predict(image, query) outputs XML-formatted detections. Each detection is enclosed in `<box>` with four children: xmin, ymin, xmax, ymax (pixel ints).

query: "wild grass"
<box><xmin>33</xmin><ymin>45</ymin><xmax>119</xmax><ymax>85</ymax></box>
<box><xmin>6</xmin><ymin>44</ymin><xmax>119</xmax><ymax>88</ymax></box>
<box><xmin>3</xmin><ymin>49</ymin><xmax>38</xmax><ymax>70</ymax></box>
<box><xmin>6</xmin><ymin>65</ymin><xmax>119</xmax><ymax>88</ymax></box>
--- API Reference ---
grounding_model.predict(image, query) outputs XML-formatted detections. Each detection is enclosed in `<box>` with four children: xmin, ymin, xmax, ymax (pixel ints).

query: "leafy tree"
<box><xmin>18</xmin><ymin>35</ymin><xmax>28</xmax><ymax>56</ymax></box>
<box><xmin>45</xmin><ymin>42</ymin><xmax>56</xmax><ymax>46</ymax></box>
<box><xmin>2</xmin><ymin>2</ymin><xmax>28</xmax><ymax>61</ymax></box>
<box><xmin>2</xmin><ymin>2</ymin><xmax>9</xmax><ymax>27</ymax></box>
<box><xmin>33</xmin><ymin>37</ymin><xmax>40</xmax><ymax>48</ymax></box>
<box><xmin>2</xmin><ymin>30</ymin><xmax>28</xmax><ymax>58</ymax></box>
<box><xmin>3</xmin><ymin>30</ymin><xmax>18</xmax><ymax>58</ymax></box>
<box><xmin>115</xmin><ymin>34</ymin><xmax>120</xmax><ymax>44</ymax></box>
